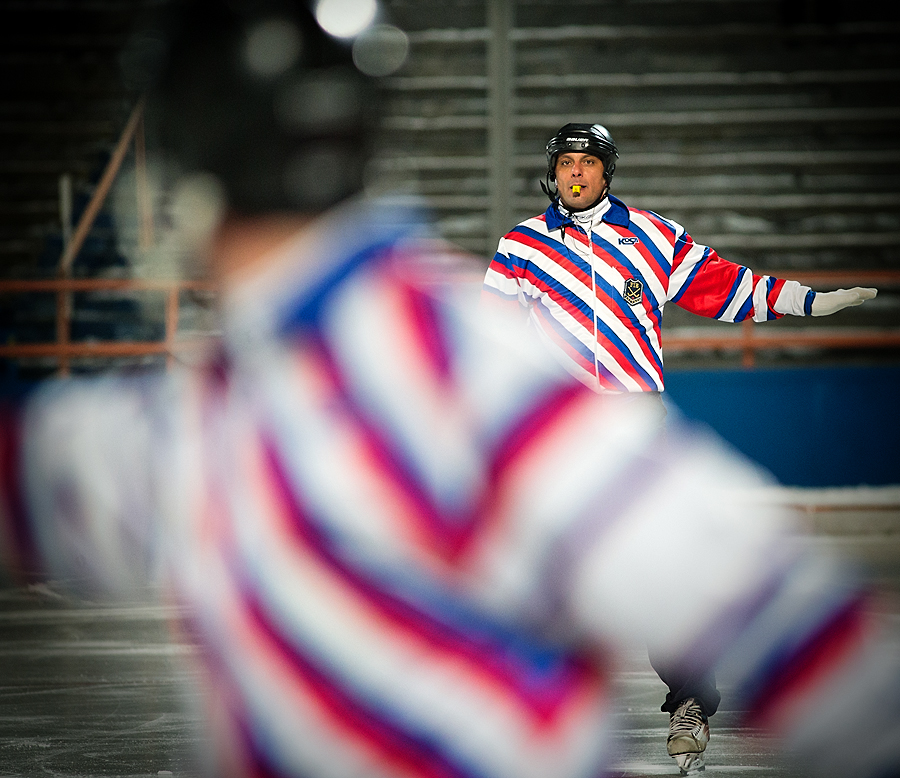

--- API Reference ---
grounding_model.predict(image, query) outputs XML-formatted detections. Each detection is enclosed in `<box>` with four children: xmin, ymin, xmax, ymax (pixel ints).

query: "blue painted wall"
<box><xmin>663</xmin><ymin>365</ymin><xmax>900</xmax><ymax>487</ymax></box>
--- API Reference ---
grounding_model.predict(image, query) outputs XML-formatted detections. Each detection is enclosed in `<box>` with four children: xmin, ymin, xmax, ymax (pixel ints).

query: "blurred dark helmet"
<box><xmin>546</xmin><ymin>123</ymin><xmax>619</xmax><ymax>185</ymax></box>
<box><xmin>123</xmin><ymin>0</ymin><xmax>408</xmax><ymax>215</ymax></box>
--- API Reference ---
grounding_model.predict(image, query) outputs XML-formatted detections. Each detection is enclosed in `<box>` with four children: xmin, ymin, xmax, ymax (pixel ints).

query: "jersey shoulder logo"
<box><xmin>623</xmin><ymin>278</ymin><xmax>644</xmax><ymax>305</ymax></box>
<box><xmin>618</xmin><ymin>236</ymin><xmax>639</xmax><ymax>245</ymax></box>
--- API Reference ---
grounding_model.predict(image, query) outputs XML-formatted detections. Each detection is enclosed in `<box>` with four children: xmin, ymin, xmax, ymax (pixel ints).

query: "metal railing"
<box><xmin>3</xmin><ymin>271</ymin><xmax>897</xmax><ymax>375</ymax></box>
<box><xmin>0</xmin><ymin>98</ymin><xmax>218</xmax><ymax>376</ymax></box>
<box><xmin>0</xmin><ymin>277</ymin><xmax>217</xmax><ymax>374</ymax></box>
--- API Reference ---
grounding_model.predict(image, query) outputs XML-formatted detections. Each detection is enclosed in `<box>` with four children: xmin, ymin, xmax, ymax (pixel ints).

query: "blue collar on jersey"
<box><xmin>276</xmin><ymin>199</ymin><xmax>429</xmax><ymax>336</ymax></box>
<box><xmin>544</xmin><ymin>193</ymin><xmax>630</xmax><ymax>230</ymax></box>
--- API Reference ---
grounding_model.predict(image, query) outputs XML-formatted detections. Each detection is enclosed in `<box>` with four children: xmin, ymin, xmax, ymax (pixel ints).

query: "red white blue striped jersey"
<box><xmin>0</xmin><ymin>199</ymin><xmax>893</xmax><ymax>778</ymax></box>
<box><xmin>483</xmin><ymin>195</ymin><xmax>815</xmax><ymax>393</ymax></box>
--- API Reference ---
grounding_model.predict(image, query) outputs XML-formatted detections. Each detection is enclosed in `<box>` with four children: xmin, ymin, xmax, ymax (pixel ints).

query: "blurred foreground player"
<box><xmin>2</xmin><ymin>3</ymin><xmax>900</xmax><ymax>777</ymax></box>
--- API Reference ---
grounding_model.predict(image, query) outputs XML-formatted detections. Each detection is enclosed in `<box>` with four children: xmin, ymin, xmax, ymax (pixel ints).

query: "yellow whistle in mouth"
<box><xmin>572</xmin><ymin>185</ymin><xmax>581</xmax><ymax>194</ymax></box>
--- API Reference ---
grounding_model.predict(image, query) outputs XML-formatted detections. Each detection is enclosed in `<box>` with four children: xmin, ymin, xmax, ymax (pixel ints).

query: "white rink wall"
<box><xmin>762</xmin><ymin>485</ymin><xmax>900</xmax><ymax>593</ymax></box>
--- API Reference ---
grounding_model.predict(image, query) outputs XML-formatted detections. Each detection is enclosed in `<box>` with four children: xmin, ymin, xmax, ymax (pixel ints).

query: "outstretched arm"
<box><xmin>667</xmin><ymin>225</ymin><xmax>878</xmax><ymax>322</ymax></box>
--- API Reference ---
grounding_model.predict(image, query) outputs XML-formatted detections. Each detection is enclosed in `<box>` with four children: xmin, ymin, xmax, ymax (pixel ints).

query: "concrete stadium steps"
<box><xmin>381</xmin><ymin>0</ymin><xmax>897</xmax><ymax>33</ymax></box>
<box><xmin>373</xmin><ymin>0</ymin><xmax>900</xmax><ymax>368</ymax></box>
<box><xmin>376</xmin><ymin>0</ymin><xmax>900</xmax><ymax>269</ymax></box>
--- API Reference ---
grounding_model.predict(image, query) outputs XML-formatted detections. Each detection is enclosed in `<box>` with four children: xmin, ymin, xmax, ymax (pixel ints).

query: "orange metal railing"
<box><xmin>2</xmin><ymin>270</ymin><xmax>896</xmax><ymax>376</ymax></box>
<box><xmin>58</xmin><ymin>98</ymin><xmax>150</xmax><ymax>277</ymax></box>
<box><xmin>0</xmin><ymin>278</ymin><xmax>217</xmax><ymax>374</ymax></box>
<box><xmin>0</xmin><ymin>98</ymin><xmax>218</xmax><ymax>376</ymax></box>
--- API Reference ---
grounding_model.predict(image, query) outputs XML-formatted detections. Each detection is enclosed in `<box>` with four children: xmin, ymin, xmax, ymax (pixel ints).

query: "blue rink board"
<box><xmin>663</xmin><ymin>365</ymin><xmax>900</xmax><ymax>488</ymax></box>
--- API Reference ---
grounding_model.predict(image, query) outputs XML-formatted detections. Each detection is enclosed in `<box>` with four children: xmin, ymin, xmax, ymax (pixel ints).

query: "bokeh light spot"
<box><xmin>243</xmin><ymin>18</ymin><xmax>303</xmax><ymax>77</ymax></box>
<box><xmin>314</xmin><ymin>0</ymin><xmax>377</xmax><ymax>39</ymax></box>
<box><xmin>352</xmin><ymin>24</ymin><xmax>408</xmax><ymax>76</ymax></box>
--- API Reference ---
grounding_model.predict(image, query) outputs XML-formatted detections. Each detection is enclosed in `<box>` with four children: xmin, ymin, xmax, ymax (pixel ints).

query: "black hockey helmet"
<box><xmin>546</xmin><ymin>123</ymin><xmax>618</xmax><ymax>184</ymax></box>
<box><xmin>127</xmin><ymin>0</ymin><xmax>407</xmax><ymax>215</ymax></box>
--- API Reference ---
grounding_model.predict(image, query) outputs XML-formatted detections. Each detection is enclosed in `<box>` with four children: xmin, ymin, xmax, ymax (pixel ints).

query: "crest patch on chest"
<box><xmin>623</xmin><ymin>278</ymin><xmax>644</xmax><ymax>305</ymax></box>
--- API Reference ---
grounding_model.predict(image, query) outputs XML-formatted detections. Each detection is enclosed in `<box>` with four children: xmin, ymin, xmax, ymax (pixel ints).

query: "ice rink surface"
<box><xmin>0</xmin><ymin>585</ymin><xmax>829</xmax><ymax>778</ymax></box>
<box><xmin>0</xmin><ymin>586</ymin><xmax>202</xmax><ymax>778</ymax></box>
<box><xmin>0</xmin><ymin>488</ymin><xmax>896</xmax><ymax>778</ymax></box>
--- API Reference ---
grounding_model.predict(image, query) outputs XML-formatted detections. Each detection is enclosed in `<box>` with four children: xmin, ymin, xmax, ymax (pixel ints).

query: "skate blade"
<box><xmin>674</xmin><ymin>751</ymin><xmax>706</xmax><ymax>775</ymax></box>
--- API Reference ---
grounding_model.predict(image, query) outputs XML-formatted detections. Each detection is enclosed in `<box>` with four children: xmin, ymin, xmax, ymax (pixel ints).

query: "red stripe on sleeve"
<box><xmin>766</xmin><ymin>278</ymin><xmax>787</xmax><ymax>317</ymax></box>
<box><xmin>676</xmin><ymin>250</ymin><xmax>745</xmax><ymax>318</ymax></box>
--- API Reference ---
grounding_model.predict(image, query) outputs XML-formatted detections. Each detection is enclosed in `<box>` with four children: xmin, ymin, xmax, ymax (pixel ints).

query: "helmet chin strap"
<box><xmin>540</xmin><ymin>173</ymin><xmax>558</xmax><ymax>202</ymax></box>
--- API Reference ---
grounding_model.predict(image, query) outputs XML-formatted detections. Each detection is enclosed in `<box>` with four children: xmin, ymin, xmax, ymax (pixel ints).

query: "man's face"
<box><xmin>554</xmin><ymin>152</ymin><xmax>606</xmax><ymax>210</ymax></box>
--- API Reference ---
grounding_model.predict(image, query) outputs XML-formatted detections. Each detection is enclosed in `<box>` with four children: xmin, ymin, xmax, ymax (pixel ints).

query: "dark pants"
<box><xmin>622</xmin><ymin>391</ymin><xmax>721</xmax><ymax>718</ymax></box>
<box><xmin>648</xmin><ymin>648</ymin><xmax>721</xmax><ymax>716</ymax></box>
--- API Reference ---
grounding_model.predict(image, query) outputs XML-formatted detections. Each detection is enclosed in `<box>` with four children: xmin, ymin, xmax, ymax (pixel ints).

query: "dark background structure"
<box><xmin>1</xmin><ymin>0</ymin><xmax>899</xmax><ymax>483</ymax></box>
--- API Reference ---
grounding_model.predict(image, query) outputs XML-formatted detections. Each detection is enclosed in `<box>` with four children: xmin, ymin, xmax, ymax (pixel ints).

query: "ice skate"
<box><xmin>667</xmin><ymin>697</ymin><xmax>709</xmax><ymax>775</ymax></box>
<box><xmin>673</xmin><ymin>751</ymin><xmax>705</xmax><ymax>775</ymax></box>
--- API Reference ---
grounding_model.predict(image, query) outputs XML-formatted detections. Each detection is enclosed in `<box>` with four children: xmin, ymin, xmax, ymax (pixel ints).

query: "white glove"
<box><xmin>810</xmin><ymin>287</ymin><xmax>877</xmax><ymax>317</ymax></box>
